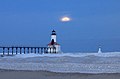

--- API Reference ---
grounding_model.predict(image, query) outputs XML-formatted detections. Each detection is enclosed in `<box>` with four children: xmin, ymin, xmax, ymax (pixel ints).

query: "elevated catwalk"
<box><xmin>0</xmin><ymin>46</ymin><xmax>57</xmax><ymax>55</ymax></box>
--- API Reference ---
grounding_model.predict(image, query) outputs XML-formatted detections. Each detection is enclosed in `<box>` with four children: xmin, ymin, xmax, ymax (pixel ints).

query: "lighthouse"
<box><xmin>98</xmin><ymin>47</ymin><xmax>102</xmax><ymax>53</ymax></box>
<box><xmin>47</xmin><ymin>30</ymin><xmax>61</xmax><ymax>53</ymax></box>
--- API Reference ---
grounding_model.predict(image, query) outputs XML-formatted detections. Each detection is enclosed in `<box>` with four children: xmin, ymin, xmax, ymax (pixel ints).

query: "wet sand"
<box><xmin>0</xmin><ymin>70</ymin><xmax>120</xmax><ymax>79</ymax></box>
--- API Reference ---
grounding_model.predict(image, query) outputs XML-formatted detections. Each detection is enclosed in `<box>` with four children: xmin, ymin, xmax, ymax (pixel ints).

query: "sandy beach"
<box><xmin>0</xmin><ymin>69</ymin><xmax>119</xmax><ymax>79</ymax></box>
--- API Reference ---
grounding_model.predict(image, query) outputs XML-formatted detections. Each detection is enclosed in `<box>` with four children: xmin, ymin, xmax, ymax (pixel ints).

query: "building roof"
<box><xmin>48</xmin><ymin>39</ymin><xmax>60</xmax><ymax>46</ymax></box>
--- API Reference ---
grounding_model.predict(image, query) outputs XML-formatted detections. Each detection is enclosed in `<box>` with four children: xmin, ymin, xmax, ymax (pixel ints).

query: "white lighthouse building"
<box><xmin>98</xmin><ymin>46</ymin><xmax>102</xmax><ymax>53</ymax></box>
<box><xmin>47</xmin><ymin>30</ymin><xmax>61</xmax><ymax>53</ymax></box>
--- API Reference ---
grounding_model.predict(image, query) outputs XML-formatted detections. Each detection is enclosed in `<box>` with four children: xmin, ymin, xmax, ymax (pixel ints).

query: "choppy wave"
<box><xmin>9</xmin><ymin>52</ymin><xmax>120</xmax><ymax>58</ymax></box>
<box><xmin>1</xmin><ymin>52</ymin><xmax>120</xmax><ymax>73</ymax></box>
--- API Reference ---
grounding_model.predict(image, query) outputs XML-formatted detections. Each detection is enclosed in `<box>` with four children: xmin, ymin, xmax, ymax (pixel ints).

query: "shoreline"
<box><xmin>0</xmin><ymin>69</ymin><xmax>120</xmax><ymax>79</ymax></box>
<box><xmin>0</xmin><ymin>69</ymin><xmax>119</xmax><ymax>74</ymax></box>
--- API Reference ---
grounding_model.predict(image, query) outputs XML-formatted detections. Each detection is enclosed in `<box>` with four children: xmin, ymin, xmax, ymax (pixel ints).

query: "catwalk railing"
<box><xmin>0</xmin><ymin>46</ymin><xmax>57</xmax><ymax>55</ymax></box>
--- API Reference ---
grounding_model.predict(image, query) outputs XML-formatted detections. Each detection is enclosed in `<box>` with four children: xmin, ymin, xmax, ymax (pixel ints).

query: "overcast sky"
<box><xmin>0</xmin><ymin>0</ymin><xmax>120</xmax><ymax>52</ymax></box>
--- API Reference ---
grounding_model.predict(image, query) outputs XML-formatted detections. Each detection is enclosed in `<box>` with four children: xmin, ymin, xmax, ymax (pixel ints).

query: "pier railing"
<box><xmin>0</xmin><ymin>46</ymin><xmax>57</xmax><ymax>55</ymax></box>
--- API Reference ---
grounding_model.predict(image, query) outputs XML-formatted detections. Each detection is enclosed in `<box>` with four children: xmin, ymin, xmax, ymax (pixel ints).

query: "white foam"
<box><xmin>0</xmin><ymin>52</ymin><xmax>120</xmax><ymax>73</ymax></box>
<box><xmin>13</xmin><ymin>52</ymin><xmax>120</xmax><ymax>58</ymax></box>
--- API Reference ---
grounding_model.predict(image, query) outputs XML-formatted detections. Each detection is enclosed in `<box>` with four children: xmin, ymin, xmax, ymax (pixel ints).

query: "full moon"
<box><xmin>60</xmin><ymin>16</ymin><xmax>71</xmax><ymax>22</ymax></box>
